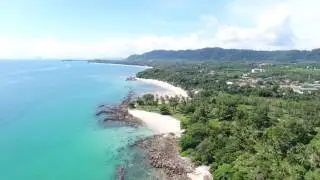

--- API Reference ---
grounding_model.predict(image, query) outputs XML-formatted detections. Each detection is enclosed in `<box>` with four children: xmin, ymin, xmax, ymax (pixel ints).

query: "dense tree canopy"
<box><xmin>134</xmin><ymin>62</ymin><xmax>320</xmax><ymax>179</ymax></box>
<box><xmin>127</xmin><ymin>48</ymin><xmax>320</xmax><ymax>63</ymax></box>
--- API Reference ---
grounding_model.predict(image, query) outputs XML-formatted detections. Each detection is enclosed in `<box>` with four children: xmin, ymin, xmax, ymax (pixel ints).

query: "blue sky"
<box><xmin>0</xmin><ymin>0</ymin><xmax>319</xmax><ymax>59</ymax></box>
<box><xmin>1</xmin><ymin>0</ymin><xmax>226</xmax><ymax>36</ymax></box>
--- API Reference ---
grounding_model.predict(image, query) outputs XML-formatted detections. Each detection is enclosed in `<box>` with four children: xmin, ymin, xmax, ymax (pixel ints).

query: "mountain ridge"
<box><xmin>127</xmin><ymin>47</ymin><xmax>320</xmax><ymax>62</ymax></box>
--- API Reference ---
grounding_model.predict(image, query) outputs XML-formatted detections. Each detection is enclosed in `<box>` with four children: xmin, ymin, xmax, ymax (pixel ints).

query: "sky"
<box><xmin>0</xmin><ymin>0</ymin><xmax>320</xmax><ymax>59</ymax></box>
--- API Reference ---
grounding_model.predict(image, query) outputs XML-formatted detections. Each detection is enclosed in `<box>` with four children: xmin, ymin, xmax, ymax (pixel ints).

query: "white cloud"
<box><xmin>211</xmin><ymin>3</ymin><xmax>295</xmax><ymax>50</ymax></box>
<box><xmin>222</xmin><ymin>0</ymin><xmax>320</xmax><ymax>49</ymax></box>
<box><xmin>1</xmin><ymin>0</ymin><xmax>320</xmax><ymax>59</ymax></box>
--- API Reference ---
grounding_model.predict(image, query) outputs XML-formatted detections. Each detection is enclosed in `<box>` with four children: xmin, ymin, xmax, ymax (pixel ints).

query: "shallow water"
<box><xmin>0</xmin><ymin>60</ymin><xmax>158</xmax><ymax>180</ymax></box>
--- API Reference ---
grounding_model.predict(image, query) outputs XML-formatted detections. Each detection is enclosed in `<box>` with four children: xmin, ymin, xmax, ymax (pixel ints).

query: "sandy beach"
<box><xmin>187</xmin><ymin>166</ymin><xmax>212</xmax><ymax>180</ymax></box>
<box><xmin>130</xmin><ymin>78</ymin><xmax>187</xmax><ymax>136</ymax></box>
<box><xmin>128</xmin><ymin>109</ymin><xmax>182</xmax><ymax>137</ymax></box>
<box><xmin>136</xmin><ymin>78</ymin><xmax>189</xmax><ymax>98</ymax></box>
<box><xmin>105</xmin><ymin>63</ymin><xmax>153</xmax><ymax>69</ymax></box>
<box><xmin>128</xmin><ymin>108</ymin><xmax>212</xmax><ymax>180</ymax></box>
<box><xmin>128</xmin><ymin>78</ymin><xmax>212</xmax><ymax>180</ymax></box>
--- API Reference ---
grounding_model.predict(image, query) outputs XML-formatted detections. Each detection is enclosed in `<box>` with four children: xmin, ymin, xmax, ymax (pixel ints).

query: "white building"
<box><xmin>251</xmin><ymin>68</ymin><xmax>265</xmax><ymax>73</ymax></box>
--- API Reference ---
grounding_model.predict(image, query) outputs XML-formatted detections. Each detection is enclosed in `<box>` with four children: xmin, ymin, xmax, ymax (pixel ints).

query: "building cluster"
<box><xmin>291</xmin><ymin>82</ymin><xmax>320</xmax><ymax>94</ymax></box>
<box><xmin>234</xmin><ymin>64</ymin><xmax>320</xmax><ymax>94</ymax></box>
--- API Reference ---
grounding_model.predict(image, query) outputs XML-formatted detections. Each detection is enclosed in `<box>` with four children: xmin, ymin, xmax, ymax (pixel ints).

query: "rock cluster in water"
<box><xmin>132</xmin><ymin>134</ymin><xmax>194</xmax><ymax>180</ymax></box>
<box><xmin>96</xmin><ymin>91</ymin><xmax>209</xmax><ymax>179</ymax></box>
<box><xmin>96</xmin><ymin>91</ymin><xmax>142</xmax><ymax>127</ymax></box>
<box><xmin>125</xmin><ymin>76</ymin><xmax>137</xmax><ymax>81</ymax></box>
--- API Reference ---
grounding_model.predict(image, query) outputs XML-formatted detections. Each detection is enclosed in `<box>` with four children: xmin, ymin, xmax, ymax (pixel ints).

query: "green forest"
<box><xmin>127</xmin><ymin>47</ymin><xmax>320</xmax><ymax>63</ymax></box>
<box><xmin>132</xmin><ymin>63</ymin><xmax>320</xmax><ymax>179</ymax></box>
<box><xmin>89</xmin><ymin>48</ymin><xmax>320</xmax><ymax>67</ymax></box>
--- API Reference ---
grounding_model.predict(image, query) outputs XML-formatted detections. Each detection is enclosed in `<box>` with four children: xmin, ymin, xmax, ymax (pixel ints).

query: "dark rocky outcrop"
<box><xmin>96</xmin><ymin>92</ymin><xmax>200</xmax><ymax>179</ymax></box>
<box><xmin>126</xmin><ymin>76</ymin><xmax>137</xmax><ymax>81</ymax></box>
<box><xmin>96</xmin><ymin>91</ymin><xmax>142</xmax><ymax>127</ymax></box>
<box><xmin>132</xmin><ymin>134</ymin><xmax>193</xmax><ymax>180</ymax></box>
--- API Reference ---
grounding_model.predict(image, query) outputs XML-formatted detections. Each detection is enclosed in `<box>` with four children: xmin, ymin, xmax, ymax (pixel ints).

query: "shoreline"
<box><xmin>127</xmin><ymin>78</ymin><xmax>212</xmax><ymax>180</ymax></box>
<box><xmin>128</xmin><ymin>109</ymin><xmax>182</xmax><ymax>137</ymax></box>
<box><xmin>89</xmin><ymin>61</ymin><xmax>154</xmax><ymax>69</ymax></box>
<box><xmin>105</xmin><ymin>63</ymin><xmax>153</xmax><ymax>69</ymax></box>
<box><xmin>135</xmin><ymin>78</ymin><xmax>189</xmax><ymax>98</ymax></box>
<box><xmin>128</xmin><ymin>108</ymin><xmax>212</xmax><ymax>180</ymax></box>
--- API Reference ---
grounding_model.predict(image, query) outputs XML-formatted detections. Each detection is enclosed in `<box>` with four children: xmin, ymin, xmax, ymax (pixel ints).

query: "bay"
<box><xmin>0</xmin><ymin>60</ymin><xmax>157</xmax><ymax>180</ymax></box>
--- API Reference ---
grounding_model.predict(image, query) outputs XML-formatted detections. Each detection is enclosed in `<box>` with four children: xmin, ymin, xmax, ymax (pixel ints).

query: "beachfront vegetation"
<box><xmin>134</xmin><ymin>62</ymin><xmax>320</xmax><ymax>179</ymax></box>
<box><xmin>159</xmin><ymin>104</ymin><xmax>171</xmax><ymax>115</ymax></box>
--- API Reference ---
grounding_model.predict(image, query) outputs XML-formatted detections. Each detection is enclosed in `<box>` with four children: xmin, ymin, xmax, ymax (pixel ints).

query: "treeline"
<box><xmin>179</xmin><ymin>91</ymin><xmax>320</xmax><ymax>179</ymax></box>
<box><xmin>135</xmin><ymin>63</ymin><xmax>320</xmax><ymax>179</ymax></box>
<box><xmin>136</xmin><ymin>63</ymin><xmax>249</xmax><ymax>90</ymax></box>
<box><xmin>136</xmin><ymin>65</ymin><xmax>316</xmax><ymax>100</ymax></box>
<box><xmin>127</xmin><ymin>47</ymin><xmax>320</xmax><ymax>62</ymax></box>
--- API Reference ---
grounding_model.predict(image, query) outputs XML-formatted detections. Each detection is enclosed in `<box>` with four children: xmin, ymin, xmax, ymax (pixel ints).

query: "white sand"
<box><xmin>128</xmin><ymin>109</ymin><xmax>182</xmax><ymax>137</ymax></box>
<box><xmin>129</xmin><ymin>79</ymin><xmax>211</xmax><ymax>179</ymax></box>
<box><xmin>136</xmin><ymin>78</ymin><xmax>188</xmax><ymax>98</ymax></box>
<box><xmin>106</xmin><ymin>63</ymin><xmax>153</xmax><ymax>69</ymax></box>
<box><xmin>187</xmin><ymin>166</ymin><xmax>213</xmax><ymax>180</ymax></box>
<box><xmin>128</xmin><ymin>109</ymin><xmax>212</xmax><ymax>180</ymax></box>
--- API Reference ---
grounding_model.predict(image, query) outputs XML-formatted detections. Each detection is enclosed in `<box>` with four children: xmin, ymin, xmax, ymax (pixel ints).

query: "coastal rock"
<box><xmin>96</xmin><ymin>91</ymin><xmax>142</xmax><ymax>127</ymax></box>
<box><xmin>133</xmin><ymin>134</ymin><xmax>193</xmax><ymax>180</ymax></box>
<box><xmin>126</xmin><ymin>76</ymin><xmax>137</xmax><ymax>81</ymax></box>
<box><xmin>97</xmin><ymin>91</ymin><xmax>212</xmax><ymax>179</ymax></box>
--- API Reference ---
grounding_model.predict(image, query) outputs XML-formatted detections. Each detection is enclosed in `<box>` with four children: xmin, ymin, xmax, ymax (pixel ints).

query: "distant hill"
<box><xmin>126</xmin><ymin>47</ymin><xmax>320</xmax><ymax>63</ymax></box>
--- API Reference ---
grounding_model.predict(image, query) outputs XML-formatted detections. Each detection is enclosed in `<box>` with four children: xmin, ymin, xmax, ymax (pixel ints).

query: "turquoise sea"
<box><xmin>0</xmin><ymin>61</ymin><xmax>158</xmax><ymax>180</ymax></box>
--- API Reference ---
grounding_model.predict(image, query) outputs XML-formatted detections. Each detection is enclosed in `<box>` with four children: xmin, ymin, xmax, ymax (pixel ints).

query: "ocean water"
<box><xmin>0</xmin><ymin>61</ymin><xmax>158</xmax><ymax>180</ymax></box>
